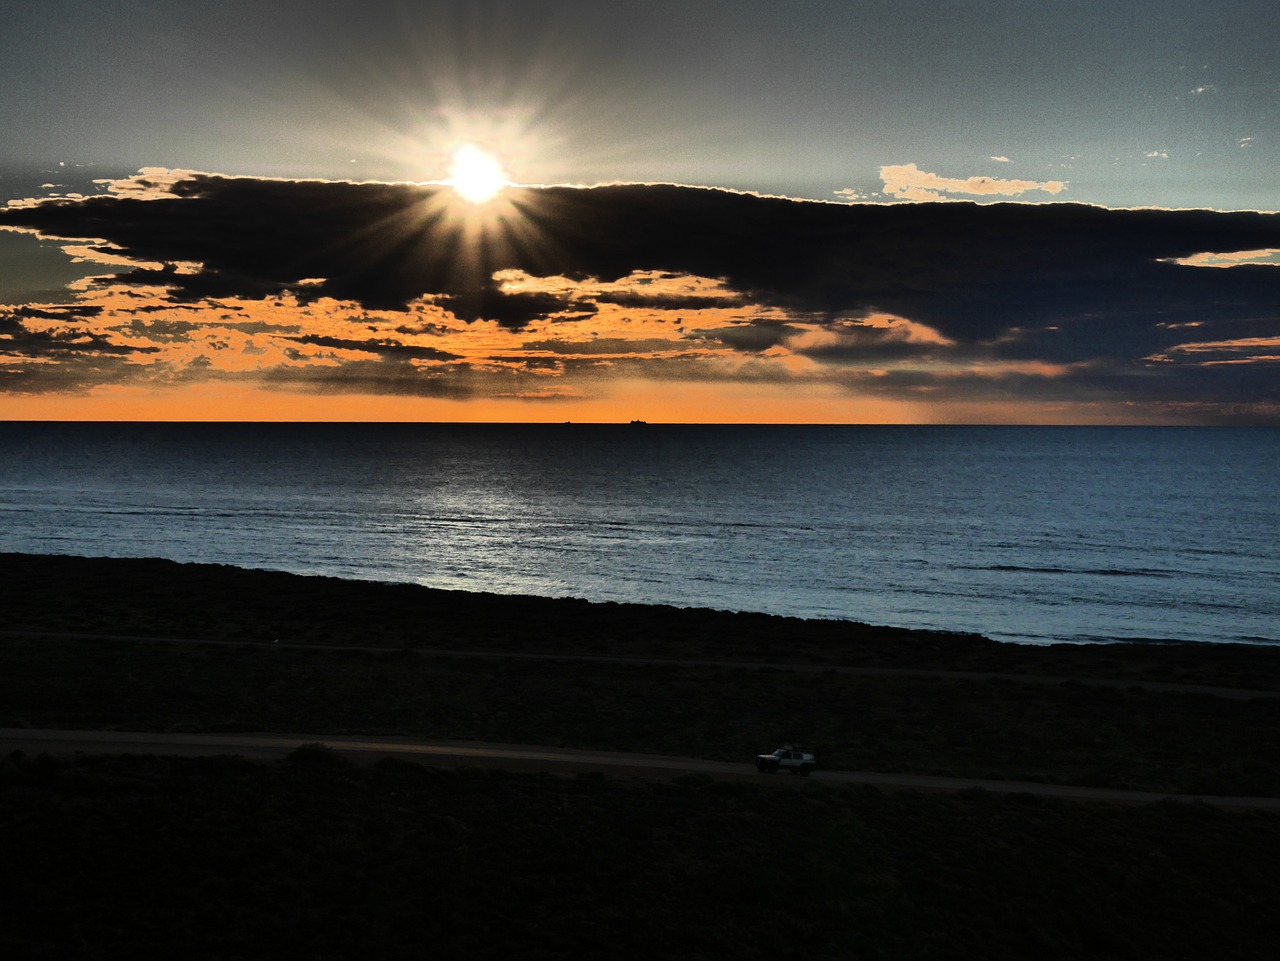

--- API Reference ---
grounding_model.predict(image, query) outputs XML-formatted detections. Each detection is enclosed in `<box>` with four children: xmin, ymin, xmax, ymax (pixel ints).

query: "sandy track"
<box><xmin>5</xmin><ymin>727</ymin><xmax>1279</xmax><ymax>811</ymax></box>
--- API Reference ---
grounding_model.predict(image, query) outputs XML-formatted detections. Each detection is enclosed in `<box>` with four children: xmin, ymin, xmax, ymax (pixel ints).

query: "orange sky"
<box><xmin>0</xmin><ymin>380</ymin><xmax>1196</xmax><ymax>426</ymax></box>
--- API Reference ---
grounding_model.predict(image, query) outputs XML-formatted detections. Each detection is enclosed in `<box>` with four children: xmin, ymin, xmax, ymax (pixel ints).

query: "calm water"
<box><xmin>1</xmin><ymin>423</ymin><xmax>1277</xmax><ymax>646</ymax></box>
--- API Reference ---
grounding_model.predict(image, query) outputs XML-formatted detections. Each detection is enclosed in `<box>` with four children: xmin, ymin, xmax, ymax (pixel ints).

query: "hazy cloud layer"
<box><xmin>2</xmin><ymin>171</ymin><xmax>1279</xmax><ymax>420</ymax></box>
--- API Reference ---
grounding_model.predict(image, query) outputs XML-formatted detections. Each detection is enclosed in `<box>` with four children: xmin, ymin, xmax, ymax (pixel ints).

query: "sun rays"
<box><xmin>446</xmin><ymin>144</ymin><xmax>509</xmax><ymax>203</ymax></box>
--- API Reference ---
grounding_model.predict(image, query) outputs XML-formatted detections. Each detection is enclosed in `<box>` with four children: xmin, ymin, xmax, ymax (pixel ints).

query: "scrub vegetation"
<box><xmin>3</xmin><ymin>635</ymin><xmax>1280</xmax><ymax>797</ymax></box>
<box><xmin>4</xmin><ymin>750</ymin><xmax>1280</xmax><ymax>961</ymax></box>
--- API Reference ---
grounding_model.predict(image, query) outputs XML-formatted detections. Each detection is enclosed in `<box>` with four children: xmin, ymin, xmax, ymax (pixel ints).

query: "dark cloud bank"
<box><xmin>2</xmin><ymin>173</ymin><xmax>1279</xmax><ymax>413</ymax></box>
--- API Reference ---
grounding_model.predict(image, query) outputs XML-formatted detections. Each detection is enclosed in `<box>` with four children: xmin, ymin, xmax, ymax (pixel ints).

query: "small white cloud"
<box><xmin>1238</xmin><ymin>136</ymin><xmax>1255</xmax><ymax>149</ymax></box>
<box><xmin>1145</xmin><ymin>150</ymin><xmax>1169</xmax><ymax>159</ymax></box>
<box><xmin>1190</xmin><ymin>84</ymin><xmax>1217</xmax><ymax>95</ymax></box>
<box><xmin>833</xmin><ymin>187</ymin><xmax>866</xmax><ymax>202</ymax></box>
<box><xmin>990</xmin><ymin>155</ymin><xmax>1011</xmax><ymax>163</ymax></box>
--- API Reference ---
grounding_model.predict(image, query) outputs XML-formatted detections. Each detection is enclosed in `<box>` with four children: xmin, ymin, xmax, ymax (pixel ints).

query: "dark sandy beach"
<box><xmin>6</xmin><ymin>551</ymin><xmax>1280</xmax><ymax>684</ymax></box>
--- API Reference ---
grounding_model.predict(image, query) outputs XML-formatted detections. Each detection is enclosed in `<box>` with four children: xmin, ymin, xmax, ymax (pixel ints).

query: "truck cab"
<box><xmin>755</xmin><ymin>745</ymin><xmax>817</xmax><ymax>776</ymax></box>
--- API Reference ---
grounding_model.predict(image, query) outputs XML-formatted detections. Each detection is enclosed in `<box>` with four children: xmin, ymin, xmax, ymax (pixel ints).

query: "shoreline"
<box><xmin>5</xmin><ymin>550</ymin><xmax>1280</xmax><ymax>689</ymax></box>
<box><xmin>5</xmin><ymin>542</ymin><xmax>1271</xmax><ymax>649</ymax></box>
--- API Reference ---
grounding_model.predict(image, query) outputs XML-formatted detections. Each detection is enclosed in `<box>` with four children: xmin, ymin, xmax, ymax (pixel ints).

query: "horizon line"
<box><xmin>0</xmin><ymin>419</ymin><xmax>1263</xmax><ymax>429</ymax></box>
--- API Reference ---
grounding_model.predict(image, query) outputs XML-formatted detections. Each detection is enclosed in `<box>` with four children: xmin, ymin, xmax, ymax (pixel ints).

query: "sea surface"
<box><xmin>1</xmin><ymin>423</ymin><xmax>1277</xmax><ymax>646</ymax></box>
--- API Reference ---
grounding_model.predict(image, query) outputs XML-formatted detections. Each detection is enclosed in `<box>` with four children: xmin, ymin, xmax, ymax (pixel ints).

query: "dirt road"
<box><xmin>5</xmin><ymin>727</ymin><xmax>1279</xmax><ymax>810</ymax></box>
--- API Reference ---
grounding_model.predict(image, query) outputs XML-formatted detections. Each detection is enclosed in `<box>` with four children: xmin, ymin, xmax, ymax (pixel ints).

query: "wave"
<box><xmin>976</xmin><ymin>564</ymin><xmax>1178</xmax><ymax>578</ymax></box>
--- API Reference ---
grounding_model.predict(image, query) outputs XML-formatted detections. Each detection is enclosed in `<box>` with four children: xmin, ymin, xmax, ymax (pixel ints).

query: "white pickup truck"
<box><xmin>755</xmin><ymin>745</ymin><xmax>817</xmax><ymax>776</ymax></box>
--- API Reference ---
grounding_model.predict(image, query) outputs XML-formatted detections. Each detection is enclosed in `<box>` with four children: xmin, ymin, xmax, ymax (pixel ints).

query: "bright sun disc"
<box><xmin>447</xmin><ymin>144</ymin><xmax>507</xmax><ymax>203</ymax></box>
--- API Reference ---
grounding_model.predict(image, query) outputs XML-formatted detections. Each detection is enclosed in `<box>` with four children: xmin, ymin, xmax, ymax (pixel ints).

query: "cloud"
<box><xmin>990</xmin><ymin>156</ymin><xmax>1011</xmax><ymax>163</ymax></box>
<box><xmin>1146</xmin><ymin>336</ymin><xmax>1280</xmax><ymax>367</ymax></box>
<box><xmin>0</xmin><ymin>306</ymin><xmax>156</xmax><ymax>359</ymax></box>
<box><xmin>2</xmin><ymin>170</ymin><xmax>1279</xmax><ymax>419</ymax></box>
<box><xmin>879</xmin><ymin>163</ymin><xmax>1067</xmax><ymax>202</ymax></box>
<box><xmin>782</xmin><ymin>314</ymin><xmax>955</xmax><ymax>366</ymax></box>
<box><xmin>284</xmin><ymin>334</ymin><xmax>462</xmax><ymax>362</ymax></box>
<box><xmin>1161</xmin><ymin>248</ymin><xmax>1280</xmax><ymax>268</ymax></box>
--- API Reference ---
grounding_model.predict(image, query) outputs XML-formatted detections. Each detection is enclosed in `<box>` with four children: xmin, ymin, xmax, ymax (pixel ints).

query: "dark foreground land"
<box><xmin>7</xmin><ymin>749</ymin><xmax>1280</xmax><ymax>961</ymax></box>
<box><xmin>4</xmin><ymin>553</ymin><xmax>1280</xmax><ymax>959</ymax></box>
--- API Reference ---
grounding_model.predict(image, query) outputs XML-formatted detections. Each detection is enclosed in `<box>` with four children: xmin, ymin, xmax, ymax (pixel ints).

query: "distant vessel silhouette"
<box><xmin>629</xmin><ymin>419</ymin><xmax>647</xmax><ymax>425</ymax></box>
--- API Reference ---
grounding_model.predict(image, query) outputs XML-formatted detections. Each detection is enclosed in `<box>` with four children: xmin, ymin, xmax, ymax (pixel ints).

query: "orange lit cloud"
<box><xmin>1160</xmin><ymin>248</ymin><xmax>1280</xmax><ymax>268</ymax></box>
<box><xmin>3</xmin><ymin>171</ymin><xmax>1280</xmax><ymax>424</ymax></box>
<box><xmin>1146</xmin><ymin>336</ymin><xmax>1280</xmax><ymax>366</ymax></box>
<box><xmin>0</xmin><ymin>271</ymin><xmax>1100</xmax><ymax>420</ymax></box>
<box><xmin>879</xmin><ymin>163</ymin><xmax>1067</xmax><ymax>202</ymax></box>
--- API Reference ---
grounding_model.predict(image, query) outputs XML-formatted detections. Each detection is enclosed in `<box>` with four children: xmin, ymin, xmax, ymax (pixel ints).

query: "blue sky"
<box><xmin>4</xmin><ymin>0</ymin><xmax>1276</xmax><ymax>208</ymax></box>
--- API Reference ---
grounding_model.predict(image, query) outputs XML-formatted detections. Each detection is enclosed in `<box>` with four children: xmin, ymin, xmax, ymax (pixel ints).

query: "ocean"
<box><xmin>1</xmin><ymin>422</ymin><xmax>1276</xmax><ymax>646</ymax></box>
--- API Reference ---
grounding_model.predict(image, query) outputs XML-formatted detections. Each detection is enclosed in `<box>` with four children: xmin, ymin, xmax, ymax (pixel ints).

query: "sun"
<box><xmin>446</xmin><ymin>144</ymin><xmax>508</xmax><ymax>203</ymax></box>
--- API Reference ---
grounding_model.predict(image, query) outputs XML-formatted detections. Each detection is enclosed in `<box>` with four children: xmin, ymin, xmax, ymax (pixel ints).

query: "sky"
<box><xmin>1</xmin><ymin>0</ymin><xmax>1278</xmax><ymax>423</ymax></box>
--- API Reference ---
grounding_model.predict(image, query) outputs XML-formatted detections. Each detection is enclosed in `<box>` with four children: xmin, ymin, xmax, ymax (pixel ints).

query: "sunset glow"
<box><xmin>1</xmin><ymin>3</ymin><xmax>1277</xmax><ymax>424</ymax></box>
<box><xmin>3</xmin><ymin>14</ymin><xmax>1279</xmax><ymax>961</ymax></box>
